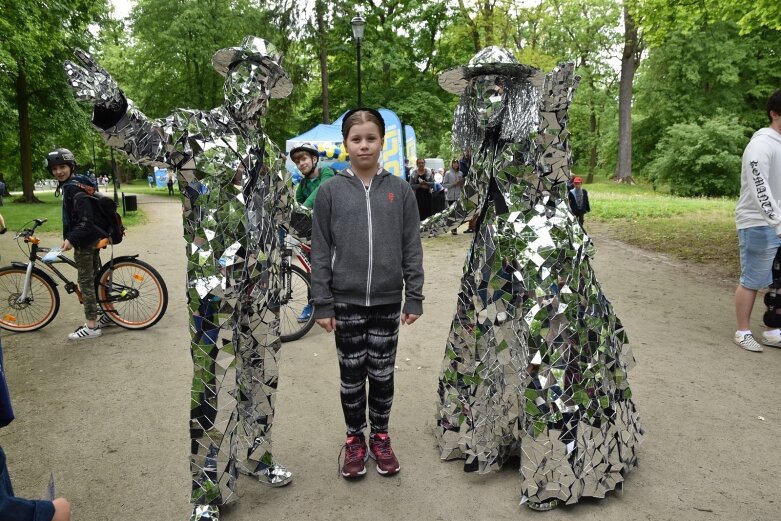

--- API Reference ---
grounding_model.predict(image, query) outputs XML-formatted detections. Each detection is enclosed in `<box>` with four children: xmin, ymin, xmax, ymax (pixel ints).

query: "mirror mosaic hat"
<box><xmin>212</xmin><ymin>36</ymin><xmax>293</xmax><ymax>98</ymax></box>
<box><xmin>438</xmin><ymin>46</ymin><xmax>541</xmax><ymax>94</ymax></box>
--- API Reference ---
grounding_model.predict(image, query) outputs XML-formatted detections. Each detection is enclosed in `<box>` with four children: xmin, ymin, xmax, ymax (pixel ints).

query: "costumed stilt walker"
<box><xmin>64</xmin><ymin>37</ymin><xmax>303</xmax><ymax>520</ymax></box>
<box><xmin>425</xmin><ymin>47</ymin><xmax>644</xmax><ymax>511</ymax></box>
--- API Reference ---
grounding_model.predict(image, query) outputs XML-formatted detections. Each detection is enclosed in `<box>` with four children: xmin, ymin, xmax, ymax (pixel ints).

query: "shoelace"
<box><xmin>336</xmin><ymin>437</ymin><xmax>365</xmax><ymax>476</ymax></box>
<box><xmin>372</xmin><ymin>435</ymin><xmax>393</xmax><ymax>458</ymax></box>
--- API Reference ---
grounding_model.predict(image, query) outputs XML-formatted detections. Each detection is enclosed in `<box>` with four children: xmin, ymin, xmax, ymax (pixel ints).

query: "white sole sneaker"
<box><xmin>761</xmin><ymin>333</ymin><xmax>781</xmax><ymax>348</ymax></box>
<box><xmin>734</xmin><ymin>333</ymin><xmax>763</xmax><ymax>352</ymax></box>
<box><xmin>68</xmin><ymin>324</ymin><xmax>102</xmax><ymax>340</ymax></box>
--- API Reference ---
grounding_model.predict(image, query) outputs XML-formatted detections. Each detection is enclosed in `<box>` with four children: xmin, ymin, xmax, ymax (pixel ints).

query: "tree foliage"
<box><xmin>0</xmin><ymin>0</ymin><xmax>108</xmax><ymax>199</ymax></box>
<box><xmin>632</xmin><ymin>21</ymin><xmax>781</xmax><ymax>194</ymax></box>
<box><xmin>645</xmin><ymin>114</ymin><xmax>748</xmax><ymax>197</ymax></box>
<box><xmin>3</xmin><ymin>0</ymin><xmax>780</xmax><ymax>200</ymax></box>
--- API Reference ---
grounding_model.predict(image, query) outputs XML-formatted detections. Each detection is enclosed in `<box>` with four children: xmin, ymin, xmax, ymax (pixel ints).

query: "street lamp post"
<box><xmin>110</xmin><ymin>148</ymin><xmax>119</xmax><ymax>205</ymax></box>
<box><xmin>351</xmin><ymin>15</ymin><xmax>366</xmax><ymax>107</ymax></box>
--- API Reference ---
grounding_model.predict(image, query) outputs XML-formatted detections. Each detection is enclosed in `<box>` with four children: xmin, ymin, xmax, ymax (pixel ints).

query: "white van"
<box><xmin>424</xmin><ymin>158</ymin><xmax>444</xmax><ymax>172</ymax></box>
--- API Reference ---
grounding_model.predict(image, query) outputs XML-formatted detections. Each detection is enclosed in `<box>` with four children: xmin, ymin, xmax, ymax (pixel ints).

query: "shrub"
<box><xmin>645</xmin><ymin>114</ymin><xmax>750</xmax><ymax>197</ymax></box>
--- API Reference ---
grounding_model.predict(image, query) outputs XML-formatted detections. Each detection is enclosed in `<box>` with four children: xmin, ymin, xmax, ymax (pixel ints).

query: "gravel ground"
<box><xmin>1</xmin><ymin>195</ymin><xmax>778</xmax><ymax>521</ymax></box>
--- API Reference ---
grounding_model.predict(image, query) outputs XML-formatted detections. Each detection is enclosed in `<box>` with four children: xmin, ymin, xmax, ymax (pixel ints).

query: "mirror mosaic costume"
<box><xmin>426</xmin><ymin>47</ymin><xmax>644</xmax><ymax>510</ymax></box>
<box><xmin>64</xmin><ymin>37</ymin><xmax>303</xmax><ymax>520</ymax></box>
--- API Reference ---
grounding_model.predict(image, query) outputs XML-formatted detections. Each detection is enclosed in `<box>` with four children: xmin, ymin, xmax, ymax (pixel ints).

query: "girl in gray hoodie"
<box><xmin>311</xmin><ymin>108</ymin><xmax>424</xmax><ymax>480</ymax></box>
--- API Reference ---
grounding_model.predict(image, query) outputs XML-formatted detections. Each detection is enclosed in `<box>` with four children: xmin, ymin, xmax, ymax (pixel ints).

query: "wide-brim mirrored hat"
<box><xmin>438</xmin><ymin>46</ymin><xmax>540</xmax><ymax>94</ymax></box>
<box><xmin>212</xmin><ymin>36</ymin><xmax>293</xmax><ymax>98</ymax></box>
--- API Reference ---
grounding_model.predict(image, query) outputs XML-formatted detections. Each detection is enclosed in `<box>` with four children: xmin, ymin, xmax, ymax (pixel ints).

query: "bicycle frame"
<box><xmin>283</xmin><ymin>233</ymin><xmax>311</xmax><ymax>274</ymax></box>
<box><xmin>11</xmin><ymin>219</ymin><xmax>138</xmax><ymax>306</ymax></box>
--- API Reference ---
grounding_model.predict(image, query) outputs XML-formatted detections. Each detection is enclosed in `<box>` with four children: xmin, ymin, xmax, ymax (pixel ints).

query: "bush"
<box><xmin>645</xmin><ymin>114</ymin><xmax>750</xmax><ymax>197</ymax></box>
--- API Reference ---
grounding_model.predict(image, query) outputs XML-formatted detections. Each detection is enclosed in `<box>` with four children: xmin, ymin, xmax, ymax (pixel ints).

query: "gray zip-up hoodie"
<box><xmin>311</xmin><ymin>168</ymin><xmax>424</xmax><ymax>319</ymax></box>
<box><xmin>736</xmin><ymin>127</ymin><xmax>781</xmax><ymax>233</ymax></box>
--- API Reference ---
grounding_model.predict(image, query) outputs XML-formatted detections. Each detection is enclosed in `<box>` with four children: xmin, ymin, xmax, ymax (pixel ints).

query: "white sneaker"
<box><xmin>761</xmin><ymin>331</ymin><xmax>781</xmax><ymax>348</ymax></box>
<box><xmin>68</xmin><ymin>324</ymin><xmax>102</xmax><ymax>340</ymax></box>
<box><xmin>97</xmin><ymin>314</ymin><xmax>116</xmax><ymax>329</ymax></box>
<box><xmin>733</xmin><ymin>332</ymin><xmax>763</xmax><ymax>352</ymax></box>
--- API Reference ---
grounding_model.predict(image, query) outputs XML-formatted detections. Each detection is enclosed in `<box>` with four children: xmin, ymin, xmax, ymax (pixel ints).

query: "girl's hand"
<box><xmin>316</xmin><ymin>317</ymin><xmax>336</xmax><ymax>333</ymax></box>
<box><xmin>401</xmin><ymin>313</ymin><xmax>420</xmax><ymax>325</ymax></box>
<box><xmin>52</xmin><ymin>498</ymin><xmax>71</xmax><ymax>521</ymax></box>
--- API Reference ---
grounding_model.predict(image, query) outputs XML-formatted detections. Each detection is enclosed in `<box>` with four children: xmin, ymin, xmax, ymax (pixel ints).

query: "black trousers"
<box><xmin>334</xmin><ymin>302</ymin><xmax>401</xmax><ymax>435</ymax></box>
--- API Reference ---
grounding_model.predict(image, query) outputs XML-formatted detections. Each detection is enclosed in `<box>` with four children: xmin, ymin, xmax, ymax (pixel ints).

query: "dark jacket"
<box><xmin>60</xmin><ymin>175</ymin><xmax>102</xmax><ymax>249</ymax></box>
<box><xmin>295</xmin><ymin>166</ymin><xmax>335</xmax><ymax>209</ymax></box>
<box><xmin>567</xmin><ymin>188</ymin><xmax>590</xmax><ymax>216</ymax></box>
<box><xmin>311</xmin><ymin>169</ymin><xmax>424</xmax><ymax>318</ymax></box>
<box><xmin>0</xmin><ymin>339</ymin><xmax>56</xmax><ymax>521</ymax></box>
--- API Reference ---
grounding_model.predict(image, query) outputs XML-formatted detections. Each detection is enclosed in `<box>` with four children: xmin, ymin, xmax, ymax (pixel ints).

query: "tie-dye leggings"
<box><xmin>333</xmin><ymin>302</ymin><xmax>401</xmax><ymax>435</ymax></box>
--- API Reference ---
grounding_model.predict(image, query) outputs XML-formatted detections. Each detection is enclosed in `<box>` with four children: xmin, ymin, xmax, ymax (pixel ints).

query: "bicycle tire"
<box><xmin>0</xmin><ymin>266</ymin><xmax>60</xmax><ymax>332</ymax></box>
<box><xmin>96</xmin><ymin>258</ymin><xmax>168</xmax><ymax>330</ymax></box>
<box><xmin>280</xmin><ymin>264</ymin><xmax>315</xmax><ymax>343</ymax></box>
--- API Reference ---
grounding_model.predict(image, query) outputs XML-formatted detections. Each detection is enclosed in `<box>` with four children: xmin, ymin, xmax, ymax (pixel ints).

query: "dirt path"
<box><xmin>1</xmin><ymin>195</ymin><xmax>778</xmax><ymax>521</ymax></box>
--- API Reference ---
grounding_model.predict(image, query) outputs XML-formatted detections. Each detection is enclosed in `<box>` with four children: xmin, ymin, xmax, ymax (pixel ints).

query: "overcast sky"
<box><xmin>110</xmin><ymin>0</ymin><xmax>134</xmax><ymax>19</ymax></box>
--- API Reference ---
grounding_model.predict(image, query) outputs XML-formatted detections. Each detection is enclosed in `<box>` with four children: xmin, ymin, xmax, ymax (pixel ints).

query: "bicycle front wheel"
<box><xmin>0</xmin><ymin>266</ymin><xmax>60</xmax><ymax>332</ymax></box>
<box><xmin>280</xmin><ymin>265</ymin><xmax>315</xmax><ymax>343</ymax></box>
<box><xmin>96</xmin><ymin>259</ymin><xmax>168</xmax><ymax>330</ymax></box>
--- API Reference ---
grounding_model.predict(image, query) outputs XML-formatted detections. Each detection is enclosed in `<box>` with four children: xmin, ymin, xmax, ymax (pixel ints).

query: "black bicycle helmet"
<box><xmin>289</xmin><ymin>142</ymin><xmax>319</xmax><ymax>159</ymax></box>
<box><xmin>46</xmin><ymin>148</ymin><xmax>77</xmax><ymax>172</ymax></box>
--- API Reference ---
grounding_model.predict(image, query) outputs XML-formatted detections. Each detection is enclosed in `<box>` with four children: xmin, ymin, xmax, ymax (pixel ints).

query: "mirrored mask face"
<box><xmin>469</xmin><ymin>74</ymin><xmax>506</xmax><ymax>129</ymax></box>
<box><xmin>224</xmin><ymin>61</ymin><xmax>273</xmax><ymax>122</ymax></box>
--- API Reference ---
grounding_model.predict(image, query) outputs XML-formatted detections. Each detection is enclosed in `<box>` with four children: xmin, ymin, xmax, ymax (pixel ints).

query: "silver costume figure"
<box><xmin>64</xmin><ymin>37</ymin><xmax>297</xmax><ymax>520</ymax></box>
<box><xmin>427</xmin><ymin>47</ymin><xmax>643</xmax><ymax>510</ymax></box>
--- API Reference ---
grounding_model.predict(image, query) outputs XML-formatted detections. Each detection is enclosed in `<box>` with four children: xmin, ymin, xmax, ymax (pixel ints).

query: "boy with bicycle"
<box><xmin>289</xmin><ymin>142</ymin><xmax>334</xmax><ymax>322</ymax></box>
<box><xmin>46</xmin><ymin>148</ymin><xmax>109</xmax><ymax>340</ymax></box>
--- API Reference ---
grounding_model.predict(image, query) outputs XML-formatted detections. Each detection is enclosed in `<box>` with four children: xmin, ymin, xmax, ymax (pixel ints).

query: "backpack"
<box><xmin>71</xmin><ymin>182</ymin><xmax>126</xmax><ymax>245</ymax></box>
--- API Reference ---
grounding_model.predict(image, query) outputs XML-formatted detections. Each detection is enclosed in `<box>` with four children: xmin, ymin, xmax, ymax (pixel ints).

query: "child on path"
<box><xmin>310</xmin><ymin>108</ymin><xmax>424</xmax><ymax>479</ymax></box>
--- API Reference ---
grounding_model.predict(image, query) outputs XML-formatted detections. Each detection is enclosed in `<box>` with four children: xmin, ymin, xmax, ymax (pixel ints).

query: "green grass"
<box><xmin>3</xmin><ymin>177</ymin><xmax>741</xmax><ymax>279</ymax></box>
<box><xmin>1</xmin><ymin>187</ymin><xmax>148</xmax><ymax>235</ymax></box>
<box><xmin>584</xmin><ymin>177</ymin><xmax>739</xmax><ymax>279</ymax></box>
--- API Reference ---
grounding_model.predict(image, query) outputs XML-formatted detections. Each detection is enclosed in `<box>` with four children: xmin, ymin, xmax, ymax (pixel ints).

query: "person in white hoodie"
<box><xmin>734</xmin><ymin>90</ymin><xmax>781</xmax><ymax>352</ymax></box>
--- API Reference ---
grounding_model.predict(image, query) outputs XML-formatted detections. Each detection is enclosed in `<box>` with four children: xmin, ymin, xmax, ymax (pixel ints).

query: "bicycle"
<box><xmin>279</xmin><ymin>230</ymin><xmax>315</xmax><ymax>343</ymax></box>
<box><xmin>0</xmin><ymin>218</ymin><xmax>168</xmax><ymax>332</ymax></box>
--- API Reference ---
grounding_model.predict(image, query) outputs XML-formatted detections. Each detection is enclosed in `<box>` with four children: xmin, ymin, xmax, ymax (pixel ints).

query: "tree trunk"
<box><xmin>16</xmin><ymin>68</ymin><xmax>38</xmax><ymax>203</ymax></box>
<box><xmin>458</xmin><ymin>0</ymin><xmax>482</xmax><ymax>51</ymax></box>
<box><xmin>588</xmin><ymin>110</ymin><xmax>597</xmax><ymax>183</ymax></box>
<box><xmin>316</xmin><ymin>0</ymin><xmax>329</xmax><ymax>123</ymax></box>
<box><xmin>615</xmin><ymin>2</ymin><xmax>641</xmax><ymax>184</ymax></box>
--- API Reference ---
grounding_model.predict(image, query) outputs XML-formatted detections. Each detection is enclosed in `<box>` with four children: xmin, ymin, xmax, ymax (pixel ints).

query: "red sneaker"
<box><xmin>340</xmin><ymin>435</ymin><xmax>368</xmax><ymax>478</ymax></box>
<box><xmin>369</xmin><ymin>433</ymin><xmax>400</xmax><ymax>475</ymax></box>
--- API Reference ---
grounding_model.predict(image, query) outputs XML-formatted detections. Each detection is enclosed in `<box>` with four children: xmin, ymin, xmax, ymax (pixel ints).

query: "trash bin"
<box><xmin>123</xmin><ymin>194</ymin><xmax>138</xmax><ymax>212</ymax></box>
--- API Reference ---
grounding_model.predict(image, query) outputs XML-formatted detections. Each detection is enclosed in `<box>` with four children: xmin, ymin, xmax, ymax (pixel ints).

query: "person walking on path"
<box><xmin>63</xmin><ymin>37</ymin><xmax>298</xmax><ymax>521</ymax></box>
<box><xmin>443</xmin><ymin>159</ymin><xmax>464</xmax><ymax>234</ymax></box>
<box><xmin>408</xmin><ymin>158</ymin><xmax>434</xmax><ymax>220</ymax></box>
<box><xmin>567</xmin><ymin>176</ymin><xmax>590</xmax><ymax>227</ymax></box>
<box><xmin>734</xmin><ymin>90</ymin><xmax>781</xmax><ymax>352</ymax></box>
<box><xmin>310</xmin><ymin>108</ymin><xmax>424</xmax><ymax>480</ymax></box>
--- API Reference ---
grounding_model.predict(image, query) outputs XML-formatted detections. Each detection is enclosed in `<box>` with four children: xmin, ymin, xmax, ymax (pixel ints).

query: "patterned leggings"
<box><xmin>334</xmin><ymin>302</ymin><xmax>401</xmax><ymax>436</ymax></box>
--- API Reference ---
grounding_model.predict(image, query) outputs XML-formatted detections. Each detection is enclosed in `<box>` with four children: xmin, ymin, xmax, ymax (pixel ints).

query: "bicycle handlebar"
<box><xmin>15</xmin><ymin>218</ymin><xmax>48</xmax><ymax>239</ymax></box>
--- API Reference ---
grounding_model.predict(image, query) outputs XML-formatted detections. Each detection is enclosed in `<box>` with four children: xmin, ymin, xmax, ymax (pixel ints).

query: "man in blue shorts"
<box><xmin>734</xmin><ymin>90</ymin><xmax>781</xmax><ymax>352</ymax></box>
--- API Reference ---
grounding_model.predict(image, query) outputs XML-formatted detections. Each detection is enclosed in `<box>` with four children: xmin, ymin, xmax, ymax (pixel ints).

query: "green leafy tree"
<box><xmin>633</xmin><ymin>21</ymin><xmax>781</xmax><ymax>187</ymax></box>
<box><xmin>540</xmin><ymin>0</ymin><xmax>621</xmax><ymax>182</ymax></box>
<box><xmin>0</xmin><ymin>0</ymin><xmax>108</xmax><ymax>201</ymax></box>
<box><xmin>645</xmin><ymin>114</ymin><xmax>749</xmax><ymax>197</ymax></box>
